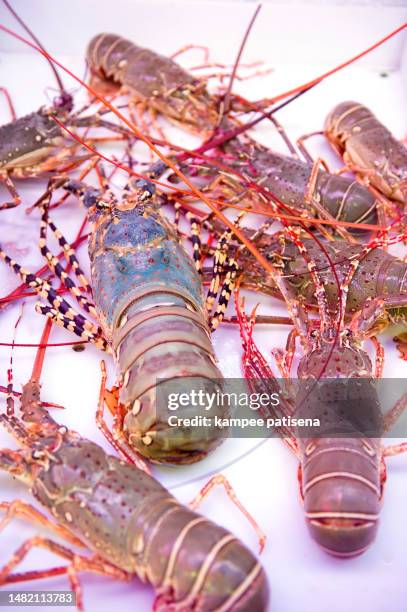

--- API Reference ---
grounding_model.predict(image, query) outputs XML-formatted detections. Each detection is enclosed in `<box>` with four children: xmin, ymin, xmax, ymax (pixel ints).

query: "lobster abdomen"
<box><xmin>325</xmin><ymin>101</ymin><xmax>407</xmax><ymax>203</ymax></box>
<box><xmin>89</xmin><ymin>204</ymin><xmax>227</xmax><ymax>464</ymax></box>
<box><xmin>219</xmin><ymin>140</ymin><xmax>378</xmax><ymax>226</ymax></box>
<box><xmin>86</xmin><ymin>33</ymin><xmax>219</xmax><ymax>133</ymax></box>
<box><xmin>300</xmin><ymin>437</ymin><xmax>381</xmax><ymax>557</ymax></box>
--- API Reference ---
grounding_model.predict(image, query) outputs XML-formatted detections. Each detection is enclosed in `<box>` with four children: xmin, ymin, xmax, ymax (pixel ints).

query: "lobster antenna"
<box><xmin>181</xmin><ymin>85</ymin><xmax>314</xmax><ymax>162</ymax></box>
<box><xmin>2</xmin><ymin>0</ymin><xmax>66</xmax><ymax>96</ymax></box>
<box><xmin>222</xmin><ymin>3</ymin><xmax>262</xmax><ymax>117</ymax></box>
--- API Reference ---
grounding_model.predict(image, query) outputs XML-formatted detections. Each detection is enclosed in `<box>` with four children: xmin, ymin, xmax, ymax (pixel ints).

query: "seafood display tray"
<box><xmin>0</xmin><ymin>1</ymin><xmax>406</xmax><ymax>611</ymax></box>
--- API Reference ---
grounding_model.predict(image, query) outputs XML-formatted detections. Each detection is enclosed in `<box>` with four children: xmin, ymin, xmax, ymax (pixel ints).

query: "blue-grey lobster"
<box><xmin>0</xmin><ymin>178</ymin><xmax>233</xmax><ymax>466</ymax></box>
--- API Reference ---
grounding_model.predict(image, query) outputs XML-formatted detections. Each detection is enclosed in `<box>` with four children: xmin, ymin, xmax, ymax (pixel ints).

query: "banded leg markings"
<box><xmin>40</xmin><ymin>205</ymin><xmax>96</xmax><ymax>315</ymax></box>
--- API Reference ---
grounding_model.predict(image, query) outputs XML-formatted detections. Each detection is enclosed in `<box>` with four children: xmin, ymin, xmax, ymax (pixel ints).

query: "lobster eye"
<box><xmin>53</xmin><ymin>92</ymin><xmax>74</xmax><ymax>113</ymax></box>
<box><xmin>83</xmin><ymin>188</ymin><xmax>100</xmax><ymax>208</ymax></box>
<box><xmin>310</xmin><ymin>330</ymin><xmax>318</xmax><ymax>338</ymax></box>
<box><xmin>133</xmin><ymin>179</ymin><xmax>156</xmax><ymax>200</ymax></box>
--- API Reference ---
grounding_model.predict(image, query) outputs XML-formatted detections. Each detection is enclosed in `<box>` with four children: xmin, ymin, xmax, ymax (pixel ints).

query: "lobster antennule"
<box><xmin>221</xmin><ymin>3</ymin><xmax>262</xmax><ymax>118</ymax></box>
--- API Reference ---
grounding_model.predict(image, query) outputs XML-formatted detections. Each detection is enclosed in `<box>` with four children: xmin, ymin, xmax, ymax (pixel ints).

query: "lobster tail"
<box><xmin>113</xmin><ymin>286</ymin><xmax>227</xmax><ymax>463</ymax></box>
<box><xmin>301</xmin><ymin>437</ymin><xmax>382</xmax><ymax>557</ymax></box>
<box><xmin>86</xmin><ymin>33</ymin><xmax>219</xmax><ymax>134</ymax></box>
<box><xmin>325</xmin><ymin>101</ymin><xmax>407</xmax><ymax>204</ymax></box>
<box><xmin>133</xmin><ymin>495</ymin><xmax>269</xmax><ymax>610</ymax></box>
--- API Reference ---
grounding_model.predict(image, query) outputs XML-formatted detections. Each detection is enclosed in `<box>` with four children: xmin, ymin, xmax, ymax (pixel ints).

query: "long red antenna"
<box><xmin>256</xmin><ymin>22</ymin><xmax>407</xmax><ymax>108</ymax></box>
<box><xmin>0</xmin><ymin>26</ymin><xmax>285</xmax><ymax>283</ymax></box>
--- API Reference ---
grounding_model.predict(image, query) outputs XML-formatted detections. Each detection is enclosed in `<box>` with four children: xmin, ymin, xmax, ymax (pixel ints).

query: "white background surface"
<box><xmin>0</xmin><ymin>1</ymin><xmax>407</xmax><ymax>611</ymax></box>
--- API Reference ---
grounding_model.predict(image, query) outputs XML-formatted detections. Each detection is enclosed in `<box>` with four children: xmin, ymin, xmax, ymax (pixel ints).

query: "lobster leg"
<box><xmin>271</xmin><ymin>328</ymin><xmax>298</xmax><ymax>378</ymax></box>
<box><xmin>206</xmin><ymin>230</ymin><xmax>230</xmax><ymax>313</ymax></box>
<box><xmin>0</xmin><ymin>536</ymin><xmax>127</xmax><ymax>611</ymax></box>
<box><xmin>0</xmin><ymin>241</ymin><xmax>107</xmax><ymax>349</ymax></box>
<box><xmin>267</xmin><ymin>115</ymin><xmax>300</xmax><ymax>158</ymax></box>
<box><xmin>132</xmin><ymin>101</ymin><xmax>168</xmax><ymax>145</ymax></box>
<box><xmin>189</xmin><ymin>215</ymin><xmax>203</xmax><ymax>273</ymax></box>
<box><xmin>39</xmin><ymin>206</ymin><xmax>96</xmax><ymax>316</ymax></box>
<box><xmin>189</xmin><ymin>474</ymin><xmax>266</xmax><ymax>553</ymax></box>
<box><xmin>12</xmin><ymin>148</ymin><xmax>92</xmax><ymax>180</ymax></box>
<box><xmin>41</xmin><ymin>209</ymin><xmax>93</xmax><ymax>296</ymax></box>
<box><xmin>394</xmin><ymin>333</ymin><xmax>407</xmax><ymax>361</ymax></box>
<box><xmin>35</xmin><ymin>303</ymin><xmax>107</xmax><ymax>351</ymax></box>
<box><xmin>209</xmin><ymin>257</ymin><xmax>239</xmax><ymax>331</ymax></box>
<box><xmin>96</xmin><ymin>361</ymin><xmax>151</xmax><ymax>473</ymax></box>
<box><xmin>206</xmin><ymin>219</ymin><xmax>243</xmax><ymax>314</ymax></box>
<box><xmin>370</xmin><ymin>336</ymin><xmax>385</xmax><ymax>378</ymax></box>
<box><xmin>0</xmin><ymin>501</ymin><xmax>84</xmax><ymax>548</ymax></box>
<box><xmin>26</xmin><ymin>157</ymin><xmax>101</xmax><ymax>215</ymax></box>
<box><xmin>337</xmin><ymin>155</ymin><xmax>381</xmax><ymax>184</ymax></box>
<box><xmin>0</xmin><ymin>246</ymin><xmax>102</xmax><ymax>336</ymax></box>
<box><xmin>0</xmin><ymin>172</ymin><xmax>21</xmax><ymax>210</ymax></box>
<box><xmin>334</xmin><ymin>160</ymin><xmax>395</xmax><ymax>228</ymax></box>
<box><xmin>296</xmin><ymin>133</ymin><xmax>380</xmax><ymax>237</ymax></box>
<box><xmin>383</xmin><ymin>391</ymin><xmax>407</xmax><ymax>433</ymax></box>
<box><xmin>0</xmin><ymin>413</ymin><xmax>31</xmax><ymax>446</ymax></box>
<box><xmin>296</xmin><ymin>131</ymin><xmax>327</xmax><ymax>167</ymax></box>
<box><xmin>0</xmin><ymin>448</ymin><xmax>32</xmax><ymax>480</ymax></box>
<box><xmin>200</xmin><ymin>172</ymin><xmax>251</xmax><ymax>208</ymax></box>
<box><xmin>383</xmin><ymin>443</ymin><xmax>407</xmax><ymax>457</ymax></box>
<box><xmin>350</xmin><ymin>294</ymin><xmax>407</xmax><ymax>337</ymax></box>
<box><xmin>72</xmin><ymin>113</ymin><xmax>137</xmax><ymax>142</ymax></box>
<box><xmin>172</xmin><ymin>201</ymin><xmax>183</xmax><ymax>230</ymax></box>
<box><xmin>173</xmin><ymin>206</ymin><xmax>204</xmax><ymax>271</ymax></box>
<box><xmin>149</xmin><ymin>196</ymin><xmax>236</xmax><ymax>329</ymax></box>
<box><xmin>303</xmin><ymin>158</ymin><xmax>354</xmax><ymax>242</ymax></box>
<box><xmin>131</xmin><ymin>100</ymin><xmax>151</xmax><ymax>138</ymax></box>
<box><xmin>170</xmin><ymin>43</ymin><xmax>210</xmax><ymax>63</ymax></box>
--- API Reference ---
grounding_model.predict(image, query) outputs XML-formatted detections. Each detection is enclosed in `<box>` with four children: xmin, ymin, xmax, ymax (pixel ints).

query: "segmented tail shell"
<box><xmin>89</xmin><ymin>201</ymin><xmax>227</xmax><ymax>464</ymax></box>
<box><xmin>325</xmin><ymin>101</ymin><xmax>407</xmax><ymax>203</ymax></box>
<box><xmin>86</xmin><ymin>33</ymin><xmax>219</xmax><ymax>133</ymax></box>
<box><xmin>113</xmin><ymin>285</ymin><xmax>226</xmax><ymax>464</ymax></box>
<box><xmin>300</xmin><ymin>437</ymin><xmax>381</xmax><ymax>557</ymax></box>
<box><xmin>296</xmin><ymin>344</ymin><xmax>383</xmax><ymax>556</ymax></box>
<box><xmin>134</xmin><ymin>494</ymin><xmax>269</xmax><ymax>610</ymax></box>
<box><xmin>221</xmin><ymin>141</ymin><xmax>378</xmax><ymax>227</ymax></box>
<box><xmin>31</xmin><ymin>434</ymin><xmax>269</xmax><ymax>609</ymax></box>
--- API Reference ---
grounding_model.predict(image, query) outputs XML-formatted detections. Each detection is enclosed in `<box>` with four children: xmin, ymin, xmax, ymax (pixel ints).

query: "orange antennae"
<box><xmin>257</xmin><ymin>22</ymin><xmax>407</xmax><ymax>108</ymax></box>
<box><xmin>0</xmin><ymin>26</ymin><xmax>288</xmax><ymax>285</ymax></box>
<box><xmin>44</xmin><ymin>122</ymin><xmax>383</xmax><ymax>232</ymax></box>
